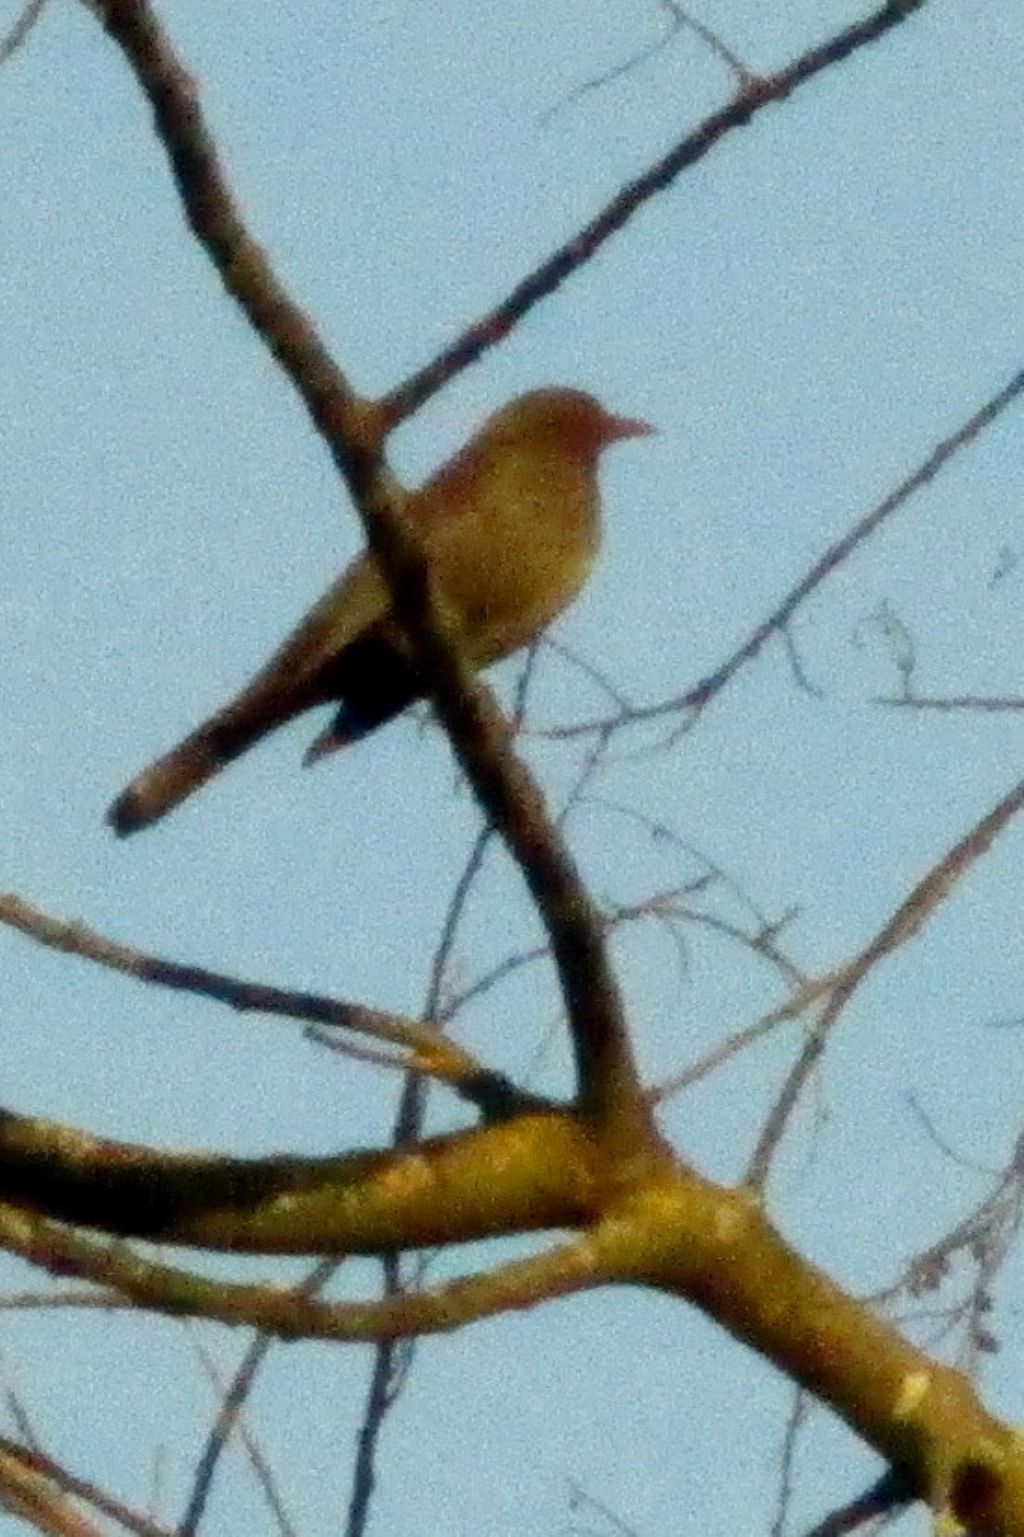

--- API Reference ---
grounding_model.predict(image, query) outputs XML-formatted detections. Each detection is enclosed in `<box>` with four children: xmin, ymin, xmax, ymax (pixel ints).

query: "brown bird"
<box><xmin>107</xmin><ymin>387</ymin><xmax>654</xmax><ymax>835</ymax></box>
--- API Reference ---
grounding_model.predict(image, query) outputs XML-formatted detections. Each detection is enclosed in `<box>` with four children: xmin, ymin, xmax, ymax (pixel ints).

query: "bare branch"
<box><xmin>0</xmin><ymin>1443</ymin><xmax>109</xmax><ymax>1537</ymax></box>
<box><xmin>877</xmin><ymin>693</ymin><xmax>1024</xmax><ymax>713</ymax></box>
<box><xmin>770</xmin><ymin>1388</ymin><xmax>811</xmax><ymax>1537</ymax></box>
<box><xmin>0</xmin><ymin>1205</ymin><xmax>605</xmax><ymax>1341</ymax></box>
<box><xmin>346</xmin><ymin>817</ymin><xmax>497</xmax><ymax>1537</ymax></box>
<box><xmin>0</xmin><ymin>0</ymin><xmax>49</xmax><ymax>68</ymax></box>
<box><xmin>798</xmin><ymin>1469</ymin><xmax>913</xmax><ymax>1537</ymax></box>
<box><xmin>540</xmin><ymin>0</ymin><xmax>752</xmax><ymax>126</ymax></box>
<box><xmin>90</xmin><ymin>1</ymin><xmax>381</xmax><ymax>464</ymax></box>
<box><xmin>0</xmin><ymin>892</ymin><xmax>501</xmax><ymax>1106</ymax></box>
<box><xmin>89</xmin><ymin>0</ymin><xmax>644</xmax><ymax>1136</ymax></box>
<box><xmin>383</xmin><ymin>0</ymin><xmax>935</xmax><ymax>423</ymax></box>
<box><xmin>184</xmin><ymin>1304</ymin><xmax>333</xmax><ymax>1537</ymax></box>
<box><xmin>0</xmin><ymin>1438</ymin><xmax>171</xmax><ymax>1537</ymax></box>
<box><xmin>660</xmin><ymin>3</ymin><xmax>753</xmax><ymax>86</ymax></box>
<box><xmin>548</xmin><ymin>364</ymin><xmax>1024</xmax><ymax>739</ymax></box>
<box><xmin>746</xmin><ymin>771</ymin><xmax>1024</xmax><ymax>1182</ymax></box>
<box><xmin>652</xmin><ymin>974</ymin><xmax>837</xmax><ymax>1102</ymax></box>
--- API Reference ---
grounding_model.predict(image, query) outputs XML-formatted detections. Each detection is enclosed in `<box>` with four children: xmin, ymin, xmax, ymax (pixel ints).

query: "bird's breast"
<box><xmin>426</xmin><ymin>465</ymin><xmax>600</xmax><ymax>666</ymax></box>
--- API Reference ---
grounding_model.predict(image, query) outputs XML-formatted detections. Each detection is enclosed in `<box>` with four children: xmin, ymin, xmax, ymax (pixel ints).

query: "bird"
<box><xmin>107</xmin><ymin>387</ymin><xmax>654</xmax><ymax>835</ymax></box>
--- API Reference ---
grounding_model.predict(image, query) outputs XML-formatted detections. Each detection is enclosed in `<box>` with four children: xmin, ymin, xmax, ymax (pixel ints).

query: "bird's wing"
<box><xmin>223</xmin><ymin>551</ymin><xmax>391</xmax><ymax>716</ymax></box>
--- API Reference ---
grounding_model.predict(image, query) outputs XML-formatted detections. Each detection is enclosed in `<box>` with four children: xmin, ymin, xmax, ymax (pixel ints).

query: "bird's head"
<box><xmin>486</xmin><ymin>387</ymin><xmax>655</xmax><ymax>464</ymax></box>
<box><xmin>417</xmin><ymin>386</ymin><xmax>654</xmax><ymax>521</ymax></box>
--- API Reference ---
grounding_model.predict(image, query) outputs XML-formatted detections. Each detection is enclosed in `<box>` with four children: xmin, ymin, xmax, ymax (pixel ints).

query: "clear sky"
<box><xmin>2</xmin><ymin>1</ymin><xmax>1023</xmax><ymax>1533</ymax></box>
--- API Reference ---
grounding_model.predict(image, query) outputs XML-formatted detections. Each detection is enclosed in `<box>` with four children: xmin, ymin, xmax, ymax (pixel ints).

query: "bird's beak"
<box><xmin>604</xmin><ymin>412</ymin><xmax>656</xmax><ymax>442</ymax></box>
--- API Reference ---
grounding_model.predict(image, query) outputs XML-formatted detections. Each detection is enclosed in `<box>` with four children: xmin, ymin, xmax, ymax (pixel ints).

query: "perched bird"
<box><xmin>107</xmin><ymin>387</ymin><xmax>654</xmax><ymax>835</ymax></box>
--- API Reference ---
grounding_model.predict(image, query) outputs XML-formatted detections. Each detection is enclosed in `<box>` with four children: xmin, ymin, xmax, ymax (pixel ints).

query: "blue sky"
<box><xmin>2</xmin><ymin>1</ymin><xmax>1023</xmax><ymax>1532</ymax></box>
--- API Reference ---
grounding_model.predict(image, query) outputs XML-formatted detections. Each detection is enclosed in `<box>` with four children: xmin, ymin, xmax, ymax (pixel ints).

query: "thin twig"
<box><xmin>0</xmin><ymin>0</ymin><xmax>49</xmax><ymax>67</ymax></box>
<box><xmin>546</xmin><ymin>365</ymin><xmax>1024</xmax><ymax>739</ymax></box>
<box><xmin>770</xmin><ymin>1388</ymin><xmax>810</xmax><ymax>1537</ymax></box>
<box><xmin>0</xmin><ymin>892</ymin><xmax>497</xmax><ymax>1103</ymax></box>
<box><xmin>746</xmin><ymin>772</ymin><xmax>1024</xmax><ymax>1183</ymax></box>
<box><xmin>877</xmin><ymin>692</ymin><xmax>1024</xmax><ymax>712</ymax></box>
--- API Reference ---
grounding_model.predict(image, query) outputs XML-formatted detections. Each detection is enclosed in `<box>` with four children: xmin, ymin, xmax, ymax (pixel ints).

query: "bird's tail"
<box><xmin>106</xmin><ymin>702</ymin><xmax>292</xmax><ymax>836</ymax></box>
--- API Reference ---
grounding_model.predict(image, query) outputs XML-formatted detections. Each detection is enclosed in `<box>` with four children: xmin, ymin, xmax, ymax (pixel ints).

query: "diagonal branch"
<box><xmin>747</xmin><ymin>770</ymin><xmax>1024</xmax><ymax>1182</ymax></box>
<box><xmin>0</xmin><ymin>0</ymin><xmax>49</xmax><ymax>66</ymax></box>
<box><xmin>183</xmin><ymin>1315</ymin><xmax>326</xmax><ymax>1537</ymax></box>
<box><xmin>0</xmin><ymin>1439</ymin><xmax>170</xmax><ymax>1537</ymax></box>
<box><xmin>383</xmin><ymin>0</ymin><xmax>934</xmax><ymax>424</ymax></box>
<box><xmin>0</xmin><ymin>1442</ymin><xmax>108</xmax><ymax>1537</ymax></box>
<box><xmin>91</xmin><ymin>1</ymin><xmax>379</xmax><ymax>452</ymax></box>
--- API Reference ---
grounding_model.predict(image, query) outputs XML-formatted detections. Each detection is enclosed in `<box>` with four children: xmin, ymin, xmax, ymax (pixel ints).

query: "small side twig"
<box><xmin>545</xmin><ymin>364</ymin><xmax>1024</xmax><ymax>741</ymax></box>
<box><xmin>797</xmin><ymin>1468</ymin><xmax>914</xmax><ymax>1537</ymax></box>
<box><xmin>0</xmin><ymin>0</ymin><xmax>49</xmax><ymax>68</ymax></box>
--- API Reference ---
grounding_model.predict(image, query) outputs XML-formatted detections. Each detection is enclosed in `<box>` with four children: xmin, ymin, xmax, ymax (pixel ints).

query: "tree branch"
<box><xmin>0</xmin><ymin>1205</ymin><xmax>605</xmax><ymax>1341</ymax></box>
<box><xmin>89</xmin><ymin>0</ymin><xmax>645</xmax><ymax>1134</ymax></box>
<box><xmin>382</xmin><ymin>0</ymin><xmax>935</xmax><ymax>424</ymax></box>
<box><xmin>0</xmin><ymin>1106</ymin><xmax>599</xmax><ymax>1253</ymax></box>
<box><xmin>0</xmin><ymin>892</ymin><xmax>525</xmax><ymax>1115</ymax></box>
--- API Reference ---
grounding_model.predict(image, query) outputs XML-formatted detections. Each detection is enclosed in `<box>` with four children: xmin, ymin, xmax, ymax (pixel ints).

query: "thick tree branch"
<box><xmin>9</xmin><ymin>1167</ymin><xmax>1024</xmax><ymax>1531</ymax></box>
<box><xmin>0</xmin><ymin>1107</ymin><xmax>601</xmax><ymax>1253</ymax></box>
